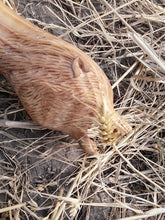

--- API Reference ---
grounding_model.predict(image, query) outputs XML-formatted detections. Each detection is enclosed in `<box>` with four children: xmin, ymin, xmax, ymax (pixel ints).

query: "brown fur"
<box><xmin>0</xmin><ymin>2</ymin><xmax>131</xmax><ymax>154</ymax></box>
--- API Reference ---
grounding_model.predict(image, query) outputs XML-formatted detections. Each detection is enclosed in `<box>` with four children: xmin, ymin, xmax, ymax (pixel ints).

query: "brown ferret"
<box><xmin>0</xmin><ymin>2</ymin><xmax>132</xmax><ymax>154</ymax></box>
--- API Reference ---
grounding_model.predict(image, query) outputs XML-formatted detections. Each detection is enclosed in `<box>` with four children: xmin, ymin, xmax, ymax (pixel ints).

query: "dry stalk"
<box><xmin>0</xmin><ymin>0</ymin><xmax>164</xmax><ymax>219</ymax></box>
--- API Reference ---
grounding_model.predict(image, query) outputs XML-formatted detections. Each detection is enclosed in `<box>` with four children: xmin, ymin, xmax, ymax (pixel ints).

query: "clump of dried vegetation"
<box><xmin>0</xmin><ymin>0</ymin><xmax>164</xmax><ymax>219</ymax></box>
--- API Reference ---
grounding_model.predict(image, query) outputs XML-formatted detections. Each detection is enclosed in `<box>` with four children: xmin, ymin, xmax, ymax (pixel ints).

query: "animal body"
<box><xmin>0</xmin><ymin>2</ymin><xmax>131</xmax><ymax>154</ymax></box>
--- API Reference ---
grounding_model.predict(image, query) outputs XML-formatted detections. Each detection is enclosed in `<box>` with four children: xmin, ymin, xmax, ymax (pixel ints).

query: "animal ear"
<box><xmin>72</xmin><ymin>57</ymin><xmax>90</xmax><ymax>78</ymax></box>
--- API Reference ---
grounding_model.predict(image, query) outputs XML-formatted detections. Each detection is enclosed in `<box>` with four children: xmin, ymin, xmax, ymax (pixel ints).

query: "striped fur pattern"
<box><xmin>0</xmin><ymin>2</ymin><xmax>131</xmax><ymax>154</ymax></box>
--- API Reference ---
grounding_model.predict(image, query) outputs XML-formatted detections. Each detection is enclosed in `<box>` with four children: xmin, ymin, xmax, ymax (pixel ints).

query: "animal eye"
<box><xmin>113</xmin><ymin>128</ymin><xmax>118</xmax><ymax>133</ymax></box>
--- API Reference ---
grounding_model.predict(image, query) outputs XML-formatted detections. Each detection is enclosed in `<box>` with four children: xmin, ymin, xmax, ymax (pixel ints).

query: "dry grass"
<box><xmin>0</xmin><ymin>0</ymin><xmax>165</xmax><ymax>219</ymax></box>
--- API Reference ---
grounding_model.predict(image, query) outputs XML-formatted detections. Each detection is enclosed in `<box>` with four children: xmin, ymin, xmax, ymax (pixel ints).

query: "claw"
<box><xmin>78</xmin><ymin>135</ymin><xmax>97</xmax><ymax>155</ymax></box>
